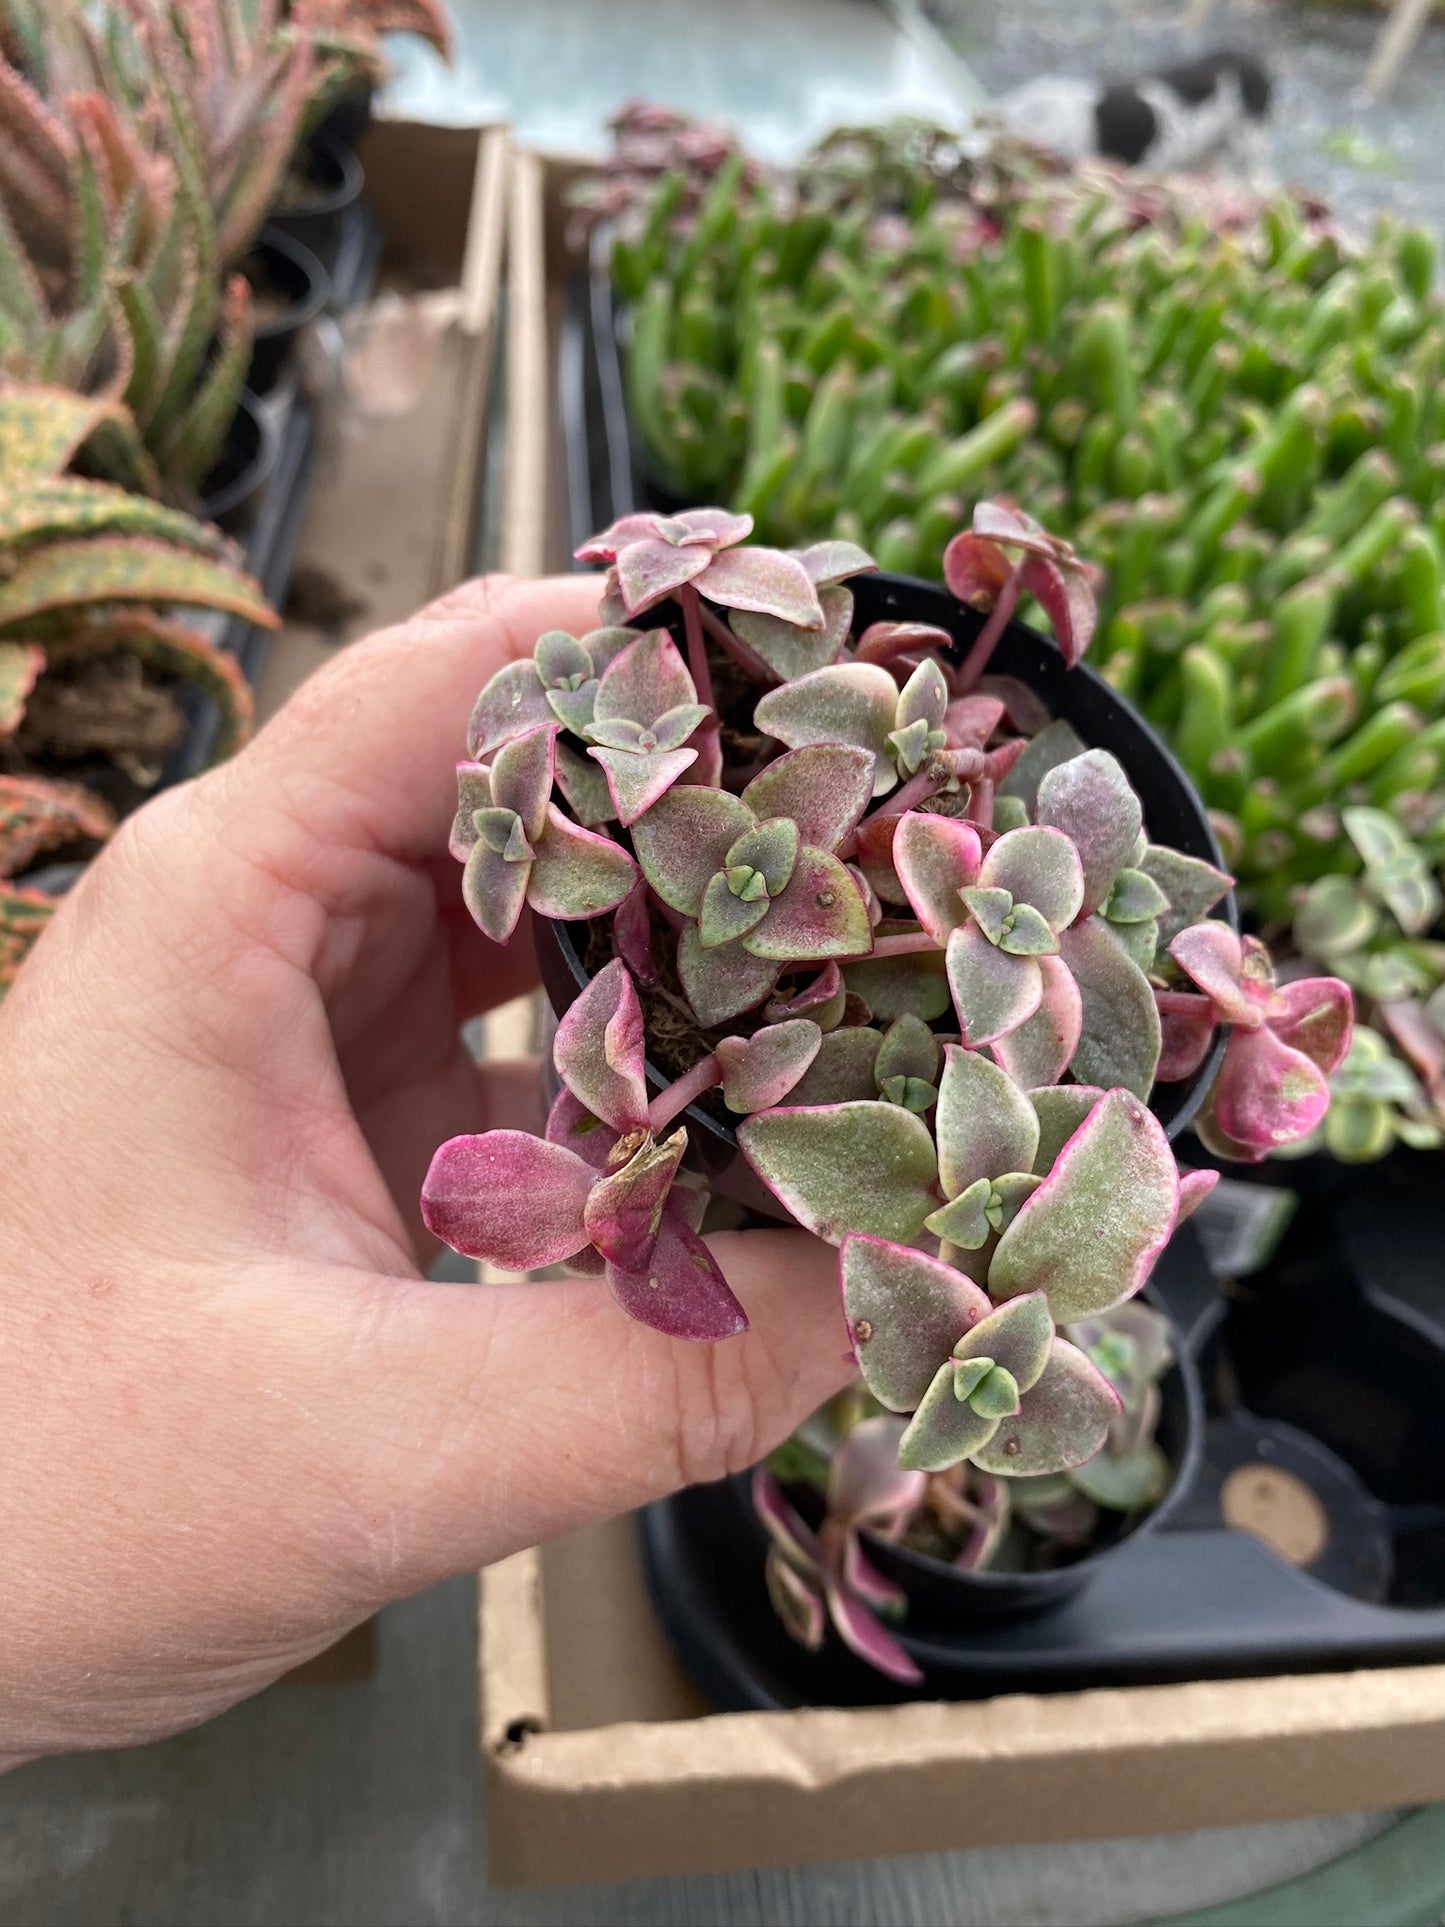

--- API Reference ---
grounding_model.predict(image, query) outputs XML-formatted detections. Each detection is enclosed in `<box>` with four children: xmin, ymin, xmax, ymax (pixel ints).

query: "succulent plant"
<box><xmin>424</xmin><ymin>502</ymin><xmax>1346</xmax><ymax>1539</ymax></box>
<box><xmin>310</xmin><ymin>0</ymin><xmax>453</xmax><ymax>83</ymax></box>
<box><xmin>590</xmin><ymin>111</ymin><xmax>1445</xmax><ymax>1147</ymax></box>
<box><xmin>0</xmin><ymin>379</ymin><xmax>271</xmax><ymax>992</ymax></box>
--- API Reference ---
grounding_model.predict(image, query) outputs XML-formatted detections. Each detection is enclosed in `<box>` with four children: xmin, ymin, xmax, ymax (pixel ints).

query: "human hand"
<box><xmin>0</xmin><ymin>575</ymin><xmax>851</xmax><ymax>1763</ymax></box>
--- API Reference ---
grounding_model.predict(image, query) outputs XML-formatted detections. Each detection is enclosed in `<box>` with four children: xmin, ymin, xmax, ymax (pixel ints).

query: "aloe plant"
<box><xmin>421</xmin><ymin>502</ymin><xmax>1347</xmax><ymax>1523</ymax></box>
<box><xmin>0</xmin><ymin>380</ymin><xmax>274</xmax><ymax>993</ymax></box>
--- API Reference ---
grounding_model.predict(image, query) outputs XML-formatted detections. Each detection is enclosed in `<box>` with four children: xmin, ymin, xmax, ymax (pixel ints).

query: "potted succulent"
<box><xmin>0</xmin><ymin>383</ymin><xmax>274</xmax><ymax>993</ymax></box>
<box><xmin>419</xmin><ymin>499</ymin><xmax>1350</xmax><ymax>1696</ymax></box>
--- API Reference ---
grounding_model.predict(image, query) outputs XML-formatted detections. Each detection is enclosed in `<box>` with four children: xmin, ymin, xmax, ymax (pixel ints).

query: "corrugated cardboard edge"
<box><xmin>479</xmin><ymin>140</ymin><xmax>1445</xmax><ymax>1892</ymax></box>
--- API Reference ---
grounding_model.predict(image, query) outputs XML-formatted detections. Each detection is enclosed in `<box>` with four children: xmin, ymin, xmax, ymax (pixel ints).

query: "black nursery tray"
<box><xmin>640</xmin><ymin>1202</ymin><xmax>1445</xmax><ymax>1711</ymax></box>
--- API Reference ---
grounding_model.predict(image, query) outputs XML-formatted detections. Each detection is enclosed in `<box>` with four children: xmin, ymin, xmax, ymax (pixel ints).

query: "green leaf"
<box><xmin>897</xmin><ymin>1362</ymin><xmax>999</xmax><ymax>1473</ymax></box>
<box><xmin>631</xmin><ymin>785</ymin><xmax>754</xmax><ymax>915</ymax></box>
<box><xmin>998</xmin><ymin>901</ymin><xmax>1060</xmax><ymax>957</ymax></box>
<box><xmin>925</xmin><ymin>1176</ymin><xmax>994</xmax><ymax>1248</ymax></box>
<box><xmin>946</xmin><ymin>924</ymin><xmax>1043</xmax><ymax>1047</ymax></box>
<box><xmin>978</xmin><ymin>826</ymin><xmax>1085</xmax><ymax>933</ymax></box>
<box><xmin>527</xmin><ymin>807</ymin><xmax>638</xmax><ymax>921</ymax></box>
<box><xmin>968</xmin><ymin>1364</ymin><xmax>1021</xmax><ymax>1419</ymax></box>
<box><xmin>0</xmin><ymin>641</ymin><xmax>44</xmax><ymax>736</ymax></box>
<box><xmin>1140</xmin><ymin>845</ymin><xmax>1232</xmax><ymax>947</ymax></box>
<box><xmin>1105</xmin><ymin>868</ymin><xmax>1169</xmax><ymax>925</ymax></box>
<box><xmin>841</xmin><ymin>1234</ymin><xmax>992</xmax><ymax>1410</ymax></box>
<box><xmin>954</xmin><ymin>1292</ymin><xmax>1053</xmax><ymax>1392</ymax></box>
<box><xmin>1035</xmin><ymin>749</ymin><xmax>1143</xmax><ymax>917</ymax></box>
<box><xmin>741</xmin><ymin>845</ymin><xmax>873</xmax><ymax>960</ymax></box>
<box><xmin>874</xmin><ymin>1013</ymin><xmax>940</xmax><ymax>1089</ymax></box>
<box><xmin>1056</xmin><ymin>917</ymin><xmax>1162</xmax><ymax>1099</ymax></box>
<box><xmin>738</xmin><ymin>1101</ymin><xmax>938</xmax><ymax>1245</ymax></box>
<box><xmin>731</xmin><ymin>581</ymin><xmax>854</xmax><ymax>681</ymax></box>
<box><xmin>934</xmin><ymin>1043</ymin><xmax>1040</xmax><ymax>1198</ymax></box>
<box><xmin>783</xmin><ymin>1025</ymin><xmax>883</xmax><ymax>1105</ymax></box>
<box><xmin>677</xmin><ymin>923</ymin><xmax>779</xmax><ymax>1027</ymax></box>
<box><xmin>699</xmin><ymin>867</ymin><xmax>772</xmax><ymax>948</ymax></box>
<box><xmin>727</xmin><ymin>816</ymin><xmax>800</xmax><ymax>896</ymax></box>
<box><xmin>754</xmin><ymin>662</ymin><xmax>901</xmax><ymax>796</ymax></box>
<box><xmin>1029</xmin><ymin>1085</ymin><xmax>1106</xmax><ymax>1176</ymax></box>
<box><xmin>845</xmin><ymin>949</ymin><xmax>950</xmax><ymax>1021</ymax></box>
<box><xmin>997</xmin><ymin>718</ymin><xmax>1087</xmax><ymax>811</ymax></box>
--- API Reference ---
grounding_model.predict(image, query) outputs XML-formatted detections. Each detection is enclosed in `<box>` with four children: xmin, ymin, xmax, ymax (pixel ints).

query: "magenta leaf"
<box><xmin>942</xmin><ymin>530</ymin><xmax>1011</xmax><ymax>607</ymax></box>
<box><xmin>700</xmin><ymin>544</ymin><xmax>825</xmax><ymax>627</ymax></box>
<box><xmin>583</xmin><ymin>1127</ymin><xmax>688</xmax><ymax>1268</ymax></box>
<box><xmin>971</xmin><ymin>1340</ymin><xmax>1120</xmax><ymax>1475</ymax></box>
<box><xmin>613</xmin><ymin>878</ymin><xmax>658</xmax><ymax>986</ymax></box>
<box><xmin>545</xmin><ymin>1088</ymin><xmax>620</xmax><ymax>1169</ymax></box>
<box><xmin>934</xmin><ymin>1043</ymin><xmax>1040</xmax><ymax>1197</ymax></box>
<box><xmin>829</xmin><ymin>1414</ymin><xmax>928</xmax><ymax>1527</ymax></box>
<box><xmin>741</xmin><ymin>743</ymin><xmax>875</xmax><ymax>854</ymax></box>
<box><xmin>677</xmin><ymin>923</ymin><xmax>780</xmax><ymax>1027</ymax></box>
<box><xmin>753</xmin><ymin>1463</ymin><xmax>825</xmax><ymax>1569</ymax></box>
<box><xmin>1057</xmin><ymin>918</ymin><xmax>1162</xmax><ymax>1099</ymax></box>
<box><xmin>1214</xmin><ymin>1025</ymin><xmax>1331</xmax><ymax>1152</ymax></box>
<box><xmin>738</xmin><ymin>1102</ymin><xmax>939</xmax><ymax>1244</ymax></box>
<box><xmin>1157</xmin><ymin>1003</ymin><xmax>1217</xmax><ymax>1083</ymax></box>
<box><xmin>992</xmin><ymin>955</ymin><xmax>1082</xmax><ymax>1088</ymax></box>
<box><xmin>604</xmin><ymin>1204</ymin><xmax>749</xmax><ymax>1339</ymax></box>
<box><xmin>717</xmin><ymin>1019</ymin><xmax>823</xmax><ymax>1112</ymax></box>
<box><xmin>856</xmin><ymin>619</ymin><xmax>957</xmax><ymax>666</ymax></box>
<box><xmin>1034</xmin><ymin>751</ymin><xmax>1143</xmax><ymax>917</ymax></box>
<box><xmin>839</xmin><ymin>1531</ymin><xmax>910</xmax><ymax>1613</ymax></box>
<box><xmin>1270</xmin><ymin>977</ymin><xmax>1354</xmax><ymax>1075</ymax></box>
<box><xmin>421</xmin><ymin>1131</ymin><xmax>592</xmax><ymax>1268</ymax></box>
<box><xmin>1019</xmin><ymin>553</ymin><xmax>1096</xmax><ymax>666</ymax></box>
<box><xmin>766</xmin><ymin>962</ymin><xmax>846</xmax><ymax>1027</ymax></box>
<box><xmin>575</xmin><ymin>512</ymin><xmax>675</xmax><ymax>562</ymax></box>
<box><xmin>1177</xmin><ymin>1167</ymin><xmax>1220</xmax><ymax>1223</ymax></box>
<box><xmin>554</xmin><ymin>957</ymin><xmax>649</xmax><ymax>1135</ymax></box>
<box><xmin>841</xmin><ymin>1235</ymin><xmax>991</xmax><ymax>1410</ymax></box>
<box><xmin>615</xmin><ymin>537</ymin><xmax>711</xmax><ymax>615</ymax></box>
<box><xmin>894</xmin><ymin>814</ymin><xmax>983</xmax><ymax>945</ymax></box>
<box><xmin>631</xmin><ymin>785</ymin><xmax>755</xmax><ymax>914</ymax></box>
<box><xmin>946</xmin><ymin>924</ymin><xmax>1043</xmax><ymax>1046</ymax></box>
<box><xmin>1167</xmin><ymin>921</ymin><xmax>1259</xmax><ymax>1028</ymax></box>
<box><xmin>823</xmin><ymin>1574</ymin><xmax>923</xmax><ymax>1684</ymax></box>
<box><xmin>989</xmin><ymin>1090</ymin><xmax>1180</xmax><ymax>1320</ymax></box>
<box><xmin>528</xmin><ymin>807</ymin><xmax>638</xmax><ymax>921</ymax></box>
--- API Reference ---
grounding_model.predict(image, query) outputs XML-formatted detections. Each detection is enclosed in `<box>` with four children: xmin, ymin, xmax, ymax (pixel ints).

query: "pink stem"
<box><xmin>965</xmin><ymin>777</ymin><xmax>994</xmax><ymax>831</ymax></box>
<box><xmin>648</xmin><ymin>1053</ymin><xmax>723</xmax><ymax>1134</ymax></box>
<box><xmin>859</xmin><ymin>767</ymin><xmax>948</xmax><ymax>831</ymax></box>
<box><xmin>679</xmin><ymin>585</ymin><xmax>716</xmax><ymax>711</ymax></box>
<box><xmin>955</xmin><ymin>563</ymin><xmax>1025</xmax><ymax>694</ymax></box>
<box><xmin>1155</xmin><ymin>989</ymin><xmax>1214</xmax><ymax>1017</ymax></box>
<box><xmin>863</xmin><ymin>931</ymin><xmax>942</xmax><ymax>960</ymax></box>
<box><xmin>700</xmin><ymin>602</ymin><xmax>773</xmax><ymax>682</ymax></box>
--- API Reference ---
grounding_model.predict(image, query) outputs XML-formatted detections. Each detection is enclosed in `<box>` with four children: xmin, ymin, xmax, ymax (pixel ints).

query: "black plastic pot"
<box><xmin>199</xmin><ymin>388</ymin><xmax>278</xmax><ymax>532</ymax></box>
<box><xmin>242</xmin><ymin>228</ymin><xmax>329</xmax><ymax>396</ymax></box>
<box><xmin>312</xmin><ymin>86</ymin><xmax>375</xmax><ymax>155</ymax></box>
<box><xmin>268</xmin><ymin>132</ymin><xmax>365</xmax><ymax>271</ymax></box>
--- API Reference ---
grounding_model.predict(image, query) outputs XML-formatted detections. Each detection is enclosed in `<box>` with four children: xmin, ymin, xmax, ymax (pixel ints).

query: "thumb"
<box><xmin>272</xmin><ymin>1230</ymin><xmax>852</xmax><ymax>1602</ymax></box>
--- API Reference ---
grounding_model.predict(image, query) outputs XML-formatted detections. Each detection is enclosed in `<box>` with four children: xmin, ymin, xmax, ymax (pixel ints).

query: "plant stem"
<box><xmin>955</xmin><ymin>562</ymin><xmax>1025</xmax><ymax>693</ymax></box>
<box><xmin>680</xmin><ymin>585</ymin><xmax>716</xmax><ymax>710</ymax></box>
<box><xmin>648</xmin><ymin>1053</ymin><xmax>723</xmax><ymax>1134</ymax></box>
<box><xmin>866</xmin><ymin>930</ymin><xmax>943</xmax><ymax>960</ymax></box>
<box><xmin>699</xmin><ymin>601</ymin><xmax>773</xmax><ymax>682</ymax></box>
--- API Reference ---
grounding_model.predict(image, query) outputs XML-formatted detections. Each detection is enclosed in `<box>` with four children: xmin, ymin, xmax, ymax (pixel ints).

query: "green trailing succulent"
<box><xmin>418</xmin><ymin>504</ymin><xmax>1349</xmax><ymax>1686</ymax></box>
<box><xmin>593</xmin><ymin>110</ymin><xmax>1445</xmax><ymax>1154</ymax></box>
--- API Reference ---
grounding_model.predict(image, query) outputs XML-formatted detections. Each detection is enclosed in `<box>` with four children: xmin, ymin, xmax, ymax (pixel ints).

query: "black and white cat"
<box><xmin>996</xmin><ymin>50</ymin><xmax>1272</xmax><ymax>174</ymax></box>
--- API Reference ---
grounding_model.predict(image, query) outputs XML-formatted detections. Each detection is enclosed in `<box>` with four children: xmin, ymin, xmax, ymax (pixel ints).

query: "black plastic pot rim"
<box><xmin>199</xmin><ymin>388</ymin><xmax>278</xmax><ymax>527</ymax></box>
<box><xmin>248</xmin><ymin>226</ymin><xmax>330</xmax><ymax>340</ymax></box>
<box><xmin>279</xmin><ymin>130</ymin><xmax>365</xmax><ymax>220</ymax></box>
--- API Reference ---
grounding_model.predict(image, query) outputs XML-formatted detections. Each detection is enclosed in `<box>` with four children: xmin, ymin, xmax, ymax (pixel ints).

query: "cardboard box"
<box><xmin>477</xmin><ymin>144</ymin><xmax>1445</xmax><ymax>1890</ymax></box>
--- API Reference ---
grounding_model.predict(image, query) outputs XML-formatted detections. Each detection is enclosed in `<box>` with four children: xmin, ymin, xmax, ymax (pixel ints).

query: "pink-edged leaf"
<box><xmin>934</xmin><ymin>1044</ymin><xmax>1040</xmax><ymax>1197</ymax></box>
<box><xmin>614</xmin><ymin>878</ymin><xmax>658</xmax><ymax>986</ymax></box>
<box><xmin>855</xmin><ymin>620</ymin><xmax>956</xmax><ymax>666</ymax></box>
<box><xmin>766</xmin><ymin>963</ymin><xmax>846</xmax><ymax>1026</ymax></box>
<box><xmin>1057</xmin><ymin>918</ymin><xmax>1162</xmax><ymax>1099</ymax></box>
<box><xmin>894</xmin><ymin>813</ymin><xmax>983</xmax><ymax>944</ymax></box>
<box><xmin>971</xmin><ymin>1339</ymin><xmax>1120</xmax><ymax>1475</ymax></box>
<box><xmin>554</xmin><ymin>740</ymin><xmax>616</xmax><ymax>826</ymax></box>
<box><xmin>581</xmin><ymin>626</ymin><xmax>641</xmax><ymax>675</ymax></box>
<box><xmin>945</xmin><ymin>693</ymin><xmax>1007</xmax><ymax>747</ymax></box>
<box><xmin>840</xmin><ymin>1532</ymin><xmax>910</xmax><ymax>1614</ymax></box>
<box><xmin>583</xmin><ymin>1127</ymin><xmax>688</xmax><ymax>1268</ymax></box>
<box><xmin>614</xmin><ymin>537</ymin><xmax>712</xmax><ymax>615</ymax></box>
<box><xmin>462</xmin><ymin>839</ymin><xmax>531</xmax><ymax>943</ymax></box>
<box><xmin>545</xmin><ymin>1088</ymin><xmax>621</xmax><ymax>1170</ymax></box>
<box><xmin>897</xmin><ymin>1362</ymin><xmax>1001</xmax><ymax>1472</ymax></box>
<box><xmin>589</xmin><ymin>743</ymin><xmax>698</xmax><ymax>827</ymax></box>
<box><xmin>978</xmin><ymin>826</ymin><xmax>1085</xmax><ymax>933</ymax></box>
<box><xmin>1157</xmin><ymin>1001</ymin><xmax>1217</xmax><ymax>1083</ymax></box>
<box><xmin>1029</xmin><ymin>1085</ymin><xmax>1106</xmax><ymax>1176</ymax></box>
<box><xmin>989</xmin><ymin>1090</ymin><xmax>1180</xmax><ymax>1321</ymax></box>
<box><xmin>942</xmin><ymin>531</ymin><xmax>1011</xmax><ymax>608</ymax></box>
<box><xmin>875</xmin><ymin>1014</ymin><xmax>940</xmax><ymax>1088</ymax></box>
<box><xmin>592</xmin><ymin>627</ymin><xmax>699</xmax><ymax>727</ymax></box>
<box><xmin>841</xmin><ymin>1235</ymin><xmax>992</xmax><ymax>1410</ymax></box>
<box><xmin>752</xmin><ymin>1464</ymin><xmax>825</xmax><ymax>1570</ymax></box>
<box><xmin>1177</xmin><ymin>1167</ymin><xmax>1220</xmax><ymax>1223</ymax></box>
<box><xmin>1020</xmin><ymin>553</ymin><xmax>1096</xmax><ymax>665</ymax></box>
<box><xmin>575</xmin><ymin>512</ymin><xmax>671</xmax><ymax>562</ymax></box>
<box><xmin>467</xmin><ymin>660</ymin><xmax>551</xmax><ymax>757</ymax></box>
<box><xmin>829</xmin><ymin>1414</ymin><xmax>927</xmax><ymax>1528</ymax></box>
<box><xmin>765</xmin><ymin>1549</ymin><xmax>826</xmax><ymax>1650</ymax></box>
<box><xmin>1168</xmin><ymin>920</ymin><xmax>1258</xmax><ymax>1027</ymax></box>
<box><xmin>794</xmin><ymin>539</ymin><xmax>877</xmax><ymax>586</ymax></box>
<box><xmin>1271</xmin><ymin>976</ymin><xmax>1354</xmax><ymax>1075</ymax></box>
<box><xmin>782</xmin><ymin>1026</ymin><xmax>884</xmax><ymax>1105</ymax></box>
<box><xmin>553</xmin><ymin>956</ymin><xmax>649</xmax><ymax>1134</ymax></box>
<box><xmin>738</xmin><ymin>1102</ymin><xmax>938</xmax><ymax>1245</ymax></box>
<box><xmin>631</xmin><ymin>785</ymin><xmax>755</xmax><ymax>914</ymax></box>
<box><xmin>717</xmin><ymin>1019</ymin><xmax>823</xmax><ymax>1112</ymax></box>
<box><xmin>675</xmin><ymin>507</ymin><xmax>754</xmax><ymax>546</ymax></box>
<box><xmin>699</xmin><ymin>544</ymin><xmax>824</xmax><ymax>627</ymax></box>
<box><xmin>732</xmin><ymin>584</ymin><xmax>853</xmax><ymax>682</ymax></box>
<box><xmin>677</xmin><ymin>924</ymin><xmax>780</xmax><ymax>1027</ymax></box>
<box><xmin>754</xmin><ymin>664</ymin><xmax>901</xmax><ymax>796</ymax></box>
<box><xmin>953</xmin><ymin>1292</ymin><xmax>1053</xmax><ymax>1391</ymax></box>
<box><xmin>823</xmin><ymin>1574</ymin><xmax>923</xmax><ymax>1684</ymax></box>
<box><xmin>946</xmin><ymin>924</ymin><xmax>1043</xmax><ymax>1047</ymax></box>
<box><xmin>421</xmin><ymin>1130</ymin><xmax>592</xmax><ymax>1267</ymax></box>
<box><xmin>603</xmin><ymin>1208</ymin><xmax>749</xmax><ymax>1340</ymax></box>
<box><xmin>845</xmin><ymin>947</ymin><xmax>951</xmax><ymax>1021</ymax></box>
<box><xmin>490</xmin><ymin>722</ymin><xmax>558</xmax><ymax>841</ymax></box>
<box><xmin>741</xmin><ymin>743</ymin><xmax>876</xmax><ymax>854</ymax></box>
<box><xmin>1141</xmin><ymin>846</ymin><xmax>1233</xmax><ymax>947</ymax></box>
<box><xmin>742</xmin><ymin>846</ymin><xmax>874</xmax><ymax>961</ymax></box>
<box><xmin>1035</xmin><ymin>751</ymin><xmax>1142</xmax><ymax>917</ymax></box>
<box><xmin>992</xmin><ymin>955</ymin><xmax>1082</xmax><ymax>1088</ymax></box>
<box><xmin>1215</xmin><ymin>1025</ymin><xmax>1332</xmax><ymax>1152</ymax></box>
<box><xmin>528</xmin><ymin>807</ymin><xmax>638</xmax><ymax>920</ymax></box>
<box><xmin>450</xmin><ymin>762</ymin><xmax>494</xmax><ymax>859</ymax></box>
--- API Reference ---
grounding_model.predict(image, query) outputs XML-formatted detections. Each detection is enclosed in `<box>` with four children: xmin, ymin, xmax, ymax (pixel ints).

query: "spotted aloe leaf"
<box><xmin>989</xmin><ymin>1089</ymin><xmax>1180</xmax><ymax>1320</ymax></box>
<box><xmin>841</xmin><ymin>1235</ymin><xmax>991</xmax><ymax>1410</ymax></box>
<box><xmin>893</xmin><ymin>813</ymin><xmax>983</xmax><ymax>945</ymax></box>
<box><xmin>738</xmin><ymin>1101</ymin><xmax>939</xmax><ymax>1245</ymax></box>
<box><xmin>554</xmin><ymin>956</ymin><xmax>650</xmax><ymax>1134</ymax></box>
<box><xmin>0</xmin><ymin>772</ymin><xmax>115</xmax><ymax>875</ymax></box>
<box><xmin>420</xmin><ymin>1130</ymin><xmax>593</xmax><ymax>1269</ymax></box>
<box><xmin>1035</xmin><ymin>751</ymin><xmax>1142</xmax><ymax>918</ymax></box>
<box><xmin>0</xmin><ymin>640</ymin><xmax>44</xmax><ymax>735</ymax></box>
<box><xmin>739</xmin><ymin>743</ymin><xmax>874</xmax><ymax>854</ymax></box>
<box><xmin>755</xmin><ymin>663</ymin><xmax>902</xmax><ymax>796</ymax></box>
<box><xmin>933</xmin><ymin>1044</ymin><xmax>1040</xmax><ymax>1198</ymax></box>
<box><xmin>969</xmin><ymin>1340</ymin><xmax>1120</xmax><ymax>1475</ymax></box>
<box><xmin>717</xmin><ymin>1019</ymin><xmax>822</xmax><ymax>1112</ymax></box>
<box><xmin>0</xmin><ymin>533</ymin><xmax>276</xmax><ymax>632</ymax></box>
<box><xmin>1057</xmin><ymin>917</ymin><xmax>1161</xmax><ymax>1099</ymax></box>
